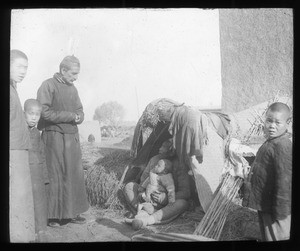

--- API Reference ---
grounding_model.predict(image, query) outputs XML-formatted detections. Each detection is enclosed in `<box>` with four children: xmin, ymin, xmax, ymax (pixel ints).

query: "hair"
<box><xmin>59</xmin><ymin>55</ymin><xmax>80</xmax><ymax>73</ymax></box>
<box><xmin>267</xmin><ymin>102</ymin><xmax>291</xmax><ymax>121</ymax></box>
<box><xmin>24</xmin><ymin>99</ymin><xmax>42</xmax><ymax>111</ymax></box>
<box><xmin>10</xmin><ymin>49</ymin><xmax>28</xmax><ymax>64</ymax></box>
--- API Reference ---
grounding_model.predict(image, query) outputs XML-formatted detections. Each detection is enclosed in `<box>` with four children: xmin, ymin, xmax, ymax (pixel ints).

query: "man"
<box><xmin>37</xmin><ymin>55</ymin><xmax>89</xmax><ymax>227</ymax></box>
<box><xmin>10</xmin><ymin>49</ymin><xmax>35</xmax><ymax>242</ymax></box>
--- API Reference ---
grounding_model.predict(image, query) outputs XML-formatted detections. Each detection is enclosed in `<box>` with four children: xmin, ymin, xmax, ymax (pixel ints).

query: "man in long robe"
<box><xmin>37</xmin><ymin>56</ymin><xmax>89</xmax><ymax>226</ymax></box>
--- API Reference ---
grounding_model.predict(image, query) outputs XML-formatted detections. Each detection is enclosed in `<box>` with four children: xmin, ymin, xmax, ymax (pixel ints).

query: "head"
<box><xmin>10</xmin><ymin>50</ymin><xmax>28</xmax><ymax>84</ymax></box>
<box><xmin>59</xmin><ymin>55</ymin><xmax>80</xmax><ymax>84</ymax></box>
<box><xmin>24</xmin><ymin>99</ymin><xmax>42</xmax><ymax>128</ymax></box>
<box><xmin>264</xmin><ymin>102</ymin><xmax>291</xmax><ymax>139</ymax></box>
<box><xmin>153</xmin><ymin>159</ymin><xmax>173</xmax><ymax>175</ymax></box>
<box><xmin>158</xmin><ymin>139</ymin><xmax>173</xmax><ymax>155</ymax></box>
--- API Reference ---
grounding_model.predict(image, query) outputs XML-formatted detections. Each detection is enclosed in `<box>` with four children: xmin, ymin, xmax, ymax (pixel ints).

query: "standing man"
<box><xmin>37</xmin><ymin>55</ymin><xmax>89</xmax><ymax>227</ymax></box>
<box><xmin>10</xmin><ymin>50</ymin><xmax>35</xmax><ymax>242</ymax></box>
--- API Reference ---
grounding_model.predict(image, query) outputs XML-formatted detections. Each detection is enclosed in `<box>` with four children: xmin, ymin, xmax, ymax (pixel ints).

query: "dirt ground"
<box><xmin>44</xmin><ymin>136</ymin><xmax>261</xmax><ymax>242</ymax></box>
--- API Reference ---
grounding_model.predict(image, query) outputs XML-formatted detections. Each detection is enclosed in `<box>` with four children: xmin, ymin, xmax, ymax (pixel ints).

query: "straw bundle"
<box><xmin>85</xmin><ymin>165</ymin><xmax>119</xmax><ymax>207</ymax></box>
<box><xmin>193</xmin><ymin>172</ymin><xmax>243</xmax><ymax>240</ymax></box>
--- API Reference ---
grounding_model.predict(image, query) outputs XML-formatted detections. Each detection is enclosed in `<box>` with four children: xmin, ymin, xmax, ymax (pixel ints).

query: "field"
<box><xmin>43</xmin><ymin>132</ymin><xmax>261</xmax><ymax>242</ymax></box>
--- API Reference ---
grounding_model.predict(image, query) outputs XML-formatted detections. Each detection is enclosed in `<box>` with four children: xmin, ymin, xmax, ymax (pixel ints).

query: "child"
<box><xmin>242</xmin><ymin>102</ymin><xmax>292</xmax><ymax>241</ymax></box>
<box><xmin>137</xmin><ymin>159</ymin><xmax>175</xmax><ymax>216</ymax></box>
<box><xmin>24</xmin><ymin>99</ymin><xmax>49</xmax><ymax>242</ymax></box>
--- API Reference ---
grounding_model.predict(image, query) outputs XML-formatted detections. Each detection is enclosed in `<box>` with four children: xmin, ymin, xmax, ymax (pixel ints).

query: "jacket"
<box><xmin>243</xmin><ymin>133</ymin><xmax>292</xmax><ymax>220</ymax></box>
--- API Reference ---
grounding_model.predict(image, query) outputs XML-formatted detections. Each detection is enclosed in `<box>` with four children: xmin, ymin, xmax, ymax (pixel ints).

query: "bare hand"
<box><xmin>75</xmin><ymin>114</ymin><xmax>80</xmax><ymax>123</ymax></box>
<box><xmin>150</xmin><ymin>191</ymin><xmax>167</xmax><ymax>204</ymax></box>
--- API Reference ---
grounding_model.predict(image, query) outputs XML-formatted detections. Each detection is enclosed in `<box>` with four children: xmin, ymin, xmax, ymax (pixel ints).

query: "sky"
<box><xmin>11</xmin><ymin>9</ymin><xmax>222</xmax><ymax>122</ymax></box>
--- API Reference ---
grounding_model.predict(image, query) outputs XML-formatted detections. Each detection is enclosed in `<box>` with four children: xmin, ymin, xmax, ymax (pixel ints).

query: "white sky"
<box><xmin>11</xmin><ymin>9</ymin><xmax>222</xmax><ymax>122</ymax></box>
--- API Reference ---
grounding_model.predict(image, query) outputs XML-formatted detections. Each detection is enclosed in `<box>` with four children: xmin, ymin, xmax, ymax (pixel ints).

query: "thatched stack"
<box><xmin>85</xmin><ymin>165</ymin><xmax>119</xmax><ymax>207</ymax></box>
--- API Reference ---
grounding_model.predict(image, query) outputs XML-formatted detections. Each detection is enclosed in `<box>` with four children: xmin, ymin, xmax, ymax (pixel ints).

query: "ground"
<box><xmin>44</xmin><ymin>135</ymin><xmax>261</xmax><ymax>242</ymax></box>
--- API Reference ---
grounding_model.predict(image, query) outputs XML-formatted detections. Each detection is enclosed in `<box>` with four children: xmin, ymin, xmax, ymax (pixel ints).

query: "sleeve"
<box><xmin>174</xmin><ymin>161</ymin><xmax>191</xmax><ymax>200</ymax></box>
<box><xmin>272</xmin><ymin>140</ymin><xmax>292</xmax><ymax>220</ymax></box>
<box><xmin>161</xmin><ymin>174</ymin><xmax>176</xmax><ymax>203</ymax></box>
<box><xmin>140</xmin><ymin>177</ymin><xmax>150</xmax><ymax>188</ymax></box>
<box><xmin>140</xmin><ymin>157</ymin><xmax>157</xmax><ymax>184</ymax></box>
<box><xmin>39</xmin><ymin>135</ymin><xmax>49</xmax><ymax>184</ymax></box>
<box><xmin>37</xmin><ymin>81</ymin><xmax>77</xmax><ymax>124</ymax></box>
<box><xmin>74</xmin><ymin>88</ymin><xmax>84</xmax><ymax>124</ymax></box>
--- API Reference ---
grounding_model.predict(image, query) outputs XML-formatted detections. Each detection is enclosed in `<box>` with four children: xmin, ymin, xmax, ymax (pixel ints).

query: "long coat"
<box><xmin>37</xmin><ymin>73</ymin><xmax>89</xmax><ymax>219</ymax></box>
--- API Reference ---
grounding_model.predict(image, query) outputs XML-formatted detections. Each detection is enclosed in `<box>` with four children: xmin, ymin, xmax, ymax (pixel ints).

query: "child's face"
<box><xmin>25</xmin><ymin>106</ymin><xmax>41</xmax><ymax>128</ymax></box>
<box><xmin>153</xmin><ymin>162</ymin><xmax>167</xmax><ymax>174</ymax></box>
<box><xmin>264</xmin><ymin>110</ymin><xmax>289</xmax><ymax>139</ymax></box>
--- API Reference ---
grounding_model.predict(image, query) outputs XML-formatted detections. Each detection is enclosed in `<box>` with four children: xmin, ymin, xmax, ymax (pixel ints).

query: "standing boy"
<box><xmin>9</xmin><ymin>50</ymin><xmax>35</xmax><ymax>242</ymax></box>
<box><xmin>37</xmin><ymin>55</ymin><xmax>89</xmax><ymax>226</ymax></box>
<box><xmin>243</xmin><ymin>102</ymin><xmax>292</xmax><ymax>241</ymax></box>
<box><xmin>24</xmin><ymin>99</ymin><xmax>49</xmax><ymax>242</ymax></box>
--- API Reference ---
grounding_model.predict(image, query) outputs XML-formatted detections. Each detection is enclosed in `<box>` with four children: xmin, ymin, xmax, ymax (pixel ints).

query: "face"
<box><xmin>158</xmin><ymin>141</ymin><xmax>171</xmax><ymax>154</ymax></box>
<box><xmin>24</xmin><ymin>106</ymin><xmax>42</xmax><ymax>128</ymax></box>
<box><xmin>61</xmin><ymin>65</ymin><xmax>80</xmax><ymax>84</ymax></box>
<box><xmin>10</xmin><ymin>58</ymin><xmax>28</xmax><ymax>83</ymax></box>
<box><xmin>264</xmin><ymin>110</ymin><xmax>289</xmax><ymax>139</ymax></box>
<box><xmin>153</xmin><ymin>161</ymin><xmax>165</xmax><ymax>174</ymax></box>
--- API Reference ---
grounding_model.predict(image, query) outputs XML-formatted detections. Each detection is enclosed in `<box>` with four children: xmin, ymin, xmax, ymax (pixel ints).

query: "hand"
<box><xmin>75</xmin><ymin>114</ymin><xmax>80</xmax><ymax>123</ymax></box>
<box><xmin>150</xmin><ymin>191</ymin><xmax>167</xmax><ymax>205</ymax></box>
<box><xmin>137</xmin><ymin>185</ymin><xmax>145</xmax><ymax>193</ymax></box>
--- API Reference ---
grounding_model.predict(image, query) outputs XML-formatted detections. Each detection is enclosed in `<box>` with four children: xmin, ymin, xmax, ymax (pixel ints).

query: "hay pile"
<box><xmin>94</xmin><ymin>148</ymin><xmax>132</xmax><ymax>180</ymax></box>
<box><xmin>85</xmin><ymin>148</ymin><xmax>133</xmax><ymax>210</ymax></box>
<box><xmin>85</xmin><ymin>165</ymin><xmax>119</xmax><ymax>207</ymax></box>
<box><xmin>219</xmin><ymin>203</ymin><xmax>260</xmax><ymax>241</ymax></box>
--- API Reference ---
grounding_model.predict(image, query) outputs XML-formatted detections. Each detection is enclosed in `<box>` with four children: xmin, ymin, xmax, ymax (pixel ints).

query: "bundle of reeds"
<box><xmin>193</xmin><ymin>172</ymin><xmax>243</xmax><ymax>240</ymax></box>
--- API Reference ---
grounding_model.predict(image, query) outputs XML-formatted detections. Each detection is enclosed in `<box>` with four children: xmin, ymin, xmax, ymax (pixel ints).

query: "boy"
<box><xmin>243</xmin><ymin>102</ymin><xmax>292</xmax><ymax>241</ymax></box>
<box><xmin>10</xmin><ymin>50</ymin><xmax>35</xmax><ymax>242</ymax></box>
<box><xmin>24</xmin><ymin>99</ymin><xmax>49</xmax><ymax>242</ymax></box>
<box><xmin>137</xmin><ymin>159</ymin><xmax>175</xmax><ymax>215</ymax></box>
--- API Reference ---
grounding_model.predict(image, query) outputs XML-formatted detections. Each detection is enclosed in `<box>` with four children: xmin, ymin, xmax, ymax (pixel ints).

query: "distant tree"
<box><xmin>93</xmin><ymin>101</ymin><xmax>125</xmax><ymax>130</ymax></box>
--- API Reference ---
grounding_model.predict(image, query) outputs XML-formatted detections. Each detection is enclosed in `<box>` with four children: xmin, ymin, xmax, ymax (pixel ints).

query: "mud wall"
<box><xmin>219</xmin><ymin>9</ymin><xmax>293</xmax><ymax>113</ymax></box>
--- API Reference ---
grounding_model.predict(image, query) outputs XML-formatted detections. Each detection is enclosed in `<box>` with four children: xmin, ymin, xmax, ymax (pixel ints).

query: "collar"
<box><xmin>53</xmin><ymin>72</ymin><xmax>71</xmax><ymax>85</ymax></box>
<box><xmin>266</xmin><ymin>131</ymin><xmax>289</xmax><ymax>142</ymax></box>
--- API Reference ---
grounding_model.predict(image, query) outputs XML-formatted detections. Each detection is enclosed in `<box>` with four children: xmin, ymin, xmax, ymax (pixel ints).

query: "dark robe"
<box><xmin>37</xmin><ymin>73</ymin><xmax>89</xmax><ymax>219</ymax></box>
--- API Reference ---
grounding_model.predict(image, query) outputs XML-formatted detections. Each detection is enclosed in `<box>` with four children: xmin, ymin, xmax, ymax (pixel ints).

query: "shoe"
<box><xmin>70</xmin><ymin>215</ymin><xmax>86</xmax><ymax>224</ymax></box>
<box><xmin>48</xmin><ymin>221</ymin><xmax>60</xmax><ymax>227</ymax></box>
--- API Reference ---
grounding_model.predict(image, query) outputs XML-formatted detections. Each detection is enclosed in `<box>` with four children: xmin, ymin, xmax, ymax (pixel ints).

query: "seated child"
<box><xmin>24</xmin><ymin>99</ymin><xmax>49</xmax><ymax>242</ymax></box>
<box><xmin>242</xmin><ymin>102</ymin><xmax>292</xmax><ymax>241</ymax></box>
<box><xmin>137</xmin><ymin>159</ymin><xmax>175</xmax><ymax>215</ymax></box>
